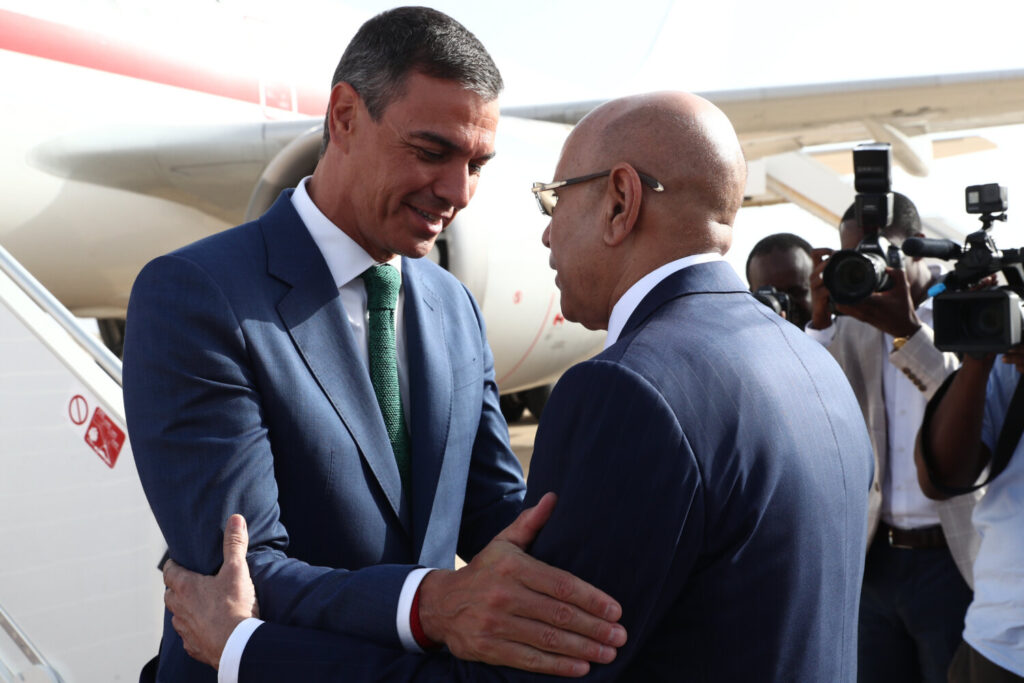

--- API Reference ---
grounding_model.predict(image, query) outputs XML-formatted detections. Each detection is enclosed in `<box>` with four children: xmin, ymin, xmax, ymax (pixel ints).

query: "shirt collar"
<box><xmin>604</xmin><ymin>252</ymin><xmax>723</xmax><ymax>348</ymax></box>
<box><xmin>291</xmin><ymin>176</ymin><xmax>401</xmax><ymax>288</ymax></box>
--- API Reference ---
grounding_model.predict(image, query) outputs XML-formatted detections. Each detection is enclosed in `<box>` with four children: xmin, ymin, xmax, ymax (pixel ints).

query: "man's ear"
<box><xmin>603</xmin><ymin>163</ymin><xmax>643</xmax><ymax>247</ymax></box>
<box><xmin>326</xmin><ymin>82</ymin><xmax>361</xmax><ymax>153</ymax></box>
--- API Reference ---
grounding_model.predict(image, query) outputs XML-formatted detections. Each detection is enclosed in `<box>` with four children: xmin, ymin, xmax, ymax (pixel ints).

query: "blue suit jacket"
<box><xmin>230</xmin><ymin>261</ymin><xmax>874</xmax><ymax>681</ymax></box>
<box><xmin>123</xmin><ymin>191</ymin><xmax>526</xmax><ymax>681</ymax></box>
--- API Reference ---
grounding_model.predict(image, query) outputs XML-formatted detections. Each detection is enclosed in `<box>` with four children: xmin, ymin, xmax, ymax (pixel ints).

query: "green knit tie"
<box><xmin>361</xmin><ymin>264</ymin><xmax>410</xmax><ymax>489</ymax></box>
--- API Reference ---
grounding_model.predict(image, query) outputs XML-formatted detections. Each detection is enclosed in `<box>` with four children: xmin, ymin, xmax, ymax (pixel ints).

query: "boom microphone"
<box><xmin>902</xmin><ymin>237</ymin><xmax>963</xmax><ymax>260</ymax></box>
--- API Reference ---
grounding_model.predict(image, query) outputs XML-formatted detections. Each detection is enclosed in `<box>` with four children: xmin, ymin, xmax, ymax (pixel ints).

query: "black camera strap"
<box><xmin>920</xmin><ymin>368</ymin><xmax>1024</xmax><ymax>496</ymax></box>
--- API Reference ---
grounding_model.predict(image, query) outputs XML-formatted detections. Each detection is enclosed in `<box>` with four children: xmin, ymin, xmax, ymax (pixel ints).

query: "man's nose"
<box><xmin>435</xmin><ymin>163</ymin><xmax>473</xmax><ymax>210</ymax></box>
<box><xmin>541</xmin><ymin>223</ymin><xmax>551</xmax><ymax>248</ymax></box>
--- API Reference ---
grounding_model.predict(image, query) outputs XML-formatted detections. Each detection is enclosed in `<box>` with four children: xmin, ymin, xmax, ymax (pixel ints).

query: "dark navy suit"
<box><xmin>123</xmin><ymin>191</ymin><xmax>525</xmax><ymax>681</ymax></box>
<box><xmin>229</xmin><ymin>261</ymin><xmax>874</xmax><ymax>681</ymax></box>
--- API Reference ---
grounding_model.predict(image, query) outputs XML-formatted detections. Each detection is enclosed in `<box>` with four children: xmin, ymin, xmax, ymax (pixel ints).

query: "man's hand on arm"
<box><xmin>162</xmin><ymin>496</ymin><xmax>626</xmax><ymax>678</ymax></box>
<box><xmin>163</xmin><ymin>515</ymin><xmax>259</xmax><ymax>670</ymax></box>
<box><xmin>417</xmin><ymin>492</ymin><xmax>627</xmax><ymax>678</ymax></box>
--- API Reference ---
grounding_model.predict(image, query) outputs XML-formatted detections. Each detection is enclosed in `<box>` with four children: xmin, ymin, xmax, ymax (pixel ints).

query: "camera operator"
<box><xmin>746</xmin><ymin>232</ymin><xmax>814</xmax><ymax>329</ymax></box>
<box><xmin>807</xmin><ymin>193</ymin><xmax>974</xmax><ymax>683</ymax></box>
<box><xmin>916</xmin><ymin>347</ymin><xmax>1024</xmax><ymax>681</ymax></box>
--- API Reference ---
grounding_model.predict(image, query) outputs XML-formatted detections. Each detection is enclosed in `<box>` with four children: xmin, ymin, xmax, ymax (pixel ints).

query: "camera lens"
<box><xmin>834</xmin><ymin>259</ymin><xmax>873</xmax><ymax>293</ymax></box>
<box><xmin>967</xmin><ymin>301</ymin><xmax>1006</xmax><ymax>338</ymax></box>
<box><xmin>753</xmin><ymin>286</ymin><xmax>791</xmax><ymax>318</ymax></box>
<box><xmin>823</xmin><ymin>251</ymin><xmax>889</xmax><ymax>305</ymax></box>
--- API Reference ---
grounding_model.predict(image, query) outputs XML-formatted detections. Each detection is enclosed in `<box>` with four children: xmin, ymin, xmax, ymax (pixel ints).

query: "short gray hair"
<box><xmin>321</xmin><ymin>6</ymin><xmax>503</xmax><ymax>153</ymax></box>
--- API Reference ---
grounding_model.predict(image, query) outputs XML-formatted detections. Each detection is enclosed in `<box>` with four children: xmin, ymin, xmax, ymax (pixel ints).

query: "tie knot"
<box><xmin>361</xmin><ymin>264</ymin><xmax>401</xmax><ymax>311</ymax></box>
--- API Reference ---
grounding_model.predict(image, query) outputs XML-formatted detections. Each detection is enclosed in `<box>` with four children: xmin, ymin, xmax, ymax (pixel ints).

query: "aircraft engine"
<box><xmin>245</xmin><ymin>124</ymin><xmax>323</xmax><ymax>221</ymax></box>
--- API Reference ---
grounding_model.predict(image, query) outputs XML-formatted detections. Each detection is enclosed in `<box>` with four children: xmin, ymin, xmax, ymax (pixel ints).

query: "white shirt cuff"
<box><xmin>397</xmin><ymin>567</ymin><xmax>435</xmax><ymax>653</ymax></box>
<box><xmin>805</xmin><ymin>321</ymin><xmax>836</xmax><ymax>347</ymax></box>
<box><xmin>218</xmin><ymin>617</ymin><xmax>264</xmax><ymax>683</ymax></box>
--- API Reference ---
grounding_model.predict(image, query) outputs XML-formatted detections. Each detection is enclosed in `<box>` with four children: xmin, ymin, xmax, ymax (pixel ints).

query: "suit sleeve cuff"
<box><xmin>397</xmin><ymin>567</ymin><xmax>434</xmax><ymax>653</ymax></box>
<box><xmin>888</xmin><ymin>323</ymin><xmax>957</xmax><ymax>398</ymax></box>
<box><xmin>218</xmin><ymin>617</ymin><xmax>264</xmax><ymax>683</ymax></box>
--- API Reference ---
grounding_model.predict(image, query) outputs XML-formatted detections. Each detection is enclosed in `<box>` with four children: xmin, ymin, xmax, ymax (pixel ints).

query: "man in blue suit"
<box><xmin>124</xmin><ymin>7</ymin><xmax>625</xmax><ymax>682</ymax></box>
<box><xmin>164</xmin><ymin>90</ymin><xmax>874</xmax><ymax>681</ymax></box>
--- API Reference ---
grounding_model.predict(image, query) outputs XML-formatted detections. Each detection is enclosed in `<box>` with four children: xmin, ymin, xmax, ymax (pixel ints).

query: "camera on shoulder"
<box><xmin>822</xmin><ymin>143</ymin><xmax>903</xmax><ymax>305</ymax></box>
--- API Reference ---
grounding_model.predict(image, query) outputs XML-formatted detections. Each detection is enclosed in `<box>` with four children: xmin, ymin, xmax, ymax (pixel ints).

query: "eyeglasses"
<box><xmin>531</xmin><ymin>169</ymin><xmax>664</xmax><ymax>217</ymax></box>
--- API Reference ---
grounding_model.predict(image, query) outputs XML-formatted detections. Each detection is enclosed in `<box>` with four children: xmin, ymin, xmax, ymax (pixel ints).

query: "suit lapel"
<box><xmin>261</xmin><ymin>192</ymin><xmax>409</xmax><ymax>532</ymax></box>
<box><xmin>620</xmin><ymin>261</ymin><xmax>750</xmax><ymax>339</ymax></box>
<box><xmin>401</xmin><ymin>258</ymin><xmax>452</xmax><ymax>558</ymax></box>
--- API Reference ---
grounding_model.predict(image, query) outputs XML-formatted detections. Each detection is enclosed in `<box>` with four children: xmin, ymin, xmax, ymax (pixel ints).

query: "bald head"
<box><xmin>567</xmin><ymin>91</ymin><xmax>747</xmax><ymax>255</ymax></box>
<box><xmin>541</xmin><ymin>91</ymin><xmax>747</xmax><ymax>331</ymax></box>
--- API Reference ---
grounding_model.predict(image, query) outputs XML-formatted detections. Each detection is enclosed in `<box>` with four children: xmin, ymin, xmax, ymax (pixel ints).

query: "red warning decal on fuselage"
<box><xmin>84</xmin><ymin>406</ymin><xmax>125</xmax><ymax>469</ymax></box>
<box><xmin>68</xmin><ymin>394</ymin><xmax>88</xmax><ymax>425</ymax></box>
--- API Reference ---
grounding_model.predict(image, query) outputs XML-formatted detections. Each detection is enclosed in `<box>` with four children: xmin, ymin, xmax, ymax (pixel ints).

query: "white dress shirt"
<box><xmin>605</xmin><ymin>253</ymin><xmax>723</xmax><ymax>349</ymax></box>
<box><xmin>219</xmin><ymin>178</ymin><xmax>432</xmax><ymax>682</ymax></box>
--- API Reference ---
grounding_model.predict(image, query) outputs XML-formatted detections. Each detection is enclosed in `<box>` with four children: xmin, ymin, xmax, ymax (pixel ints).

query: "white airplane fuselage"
<box><xmin>0</xmin><ymin>7</ymin><xmax>604</xmax><ymax>397</ymax></box>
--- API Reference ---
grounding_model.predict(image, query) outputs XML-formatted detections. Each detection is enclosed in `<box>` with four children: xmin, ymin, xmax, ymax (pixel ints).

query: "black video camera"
<box><xmin>822</xmin><ymin>143</ymin><xmax>903</xmax><ymax>305</ymax></box>
<box><xmin>753</xmin><ymin>285</ymin><xmax>792</xmax><ymax>319</ymax></box>
<box><xmin>901</xmin><ymin>183</ymin><xmax>1023</xmax><ymax>353</ymax></box>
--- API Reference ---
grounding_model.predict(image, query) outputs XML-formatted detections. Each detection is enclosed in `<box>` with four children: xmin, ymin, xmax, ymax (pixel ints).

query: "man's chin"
<box><xmin>556</xmin><ymin>300</ymin><xmax>585</xmax><ymax>329</ymax></box>
<box><xmin>400</xmin><ymin>238</ymin><xmax>440</xmax><ymax>260</ymax></box>
<box><xmin>558</xmin><ymin>300</ymin><xmax>608</xmax><ymax>332</ymax></box>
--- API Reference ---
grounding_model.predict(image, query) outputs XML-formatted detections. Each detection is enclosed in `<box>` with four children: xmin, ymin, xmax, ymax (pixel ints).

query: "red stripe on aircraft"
<box><xmin>0</xmin><ymin>9</ymin><xmax>326</xmax><ymax>116</ymax></box>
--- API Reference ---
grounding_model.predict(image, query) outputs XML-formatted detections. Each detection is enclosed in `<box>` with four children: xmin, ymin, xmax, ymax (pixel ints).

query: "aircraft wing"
<box><xmin>28</xmin><ymin>119</ymin><xmax>322</xmax><ymax>226</ymax></box>
<box><xmin>504</xmin><ymin>68</ymin><xmax>1024</xmax><ymax>226</ymax></box>
<box><xmin>32</xmin><ymin>69</ymin><xmax>1024</xmax><ymax>233</ymax></box>
<box><xmin>503</xmin><ymin>68</ymin><xmax>1024</xmax><ymax>172</ymax></box>
<box><xmin>31</xmin><ymin>69</ymin><xmax>1024</xmax><ymax>232</ymax></box>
